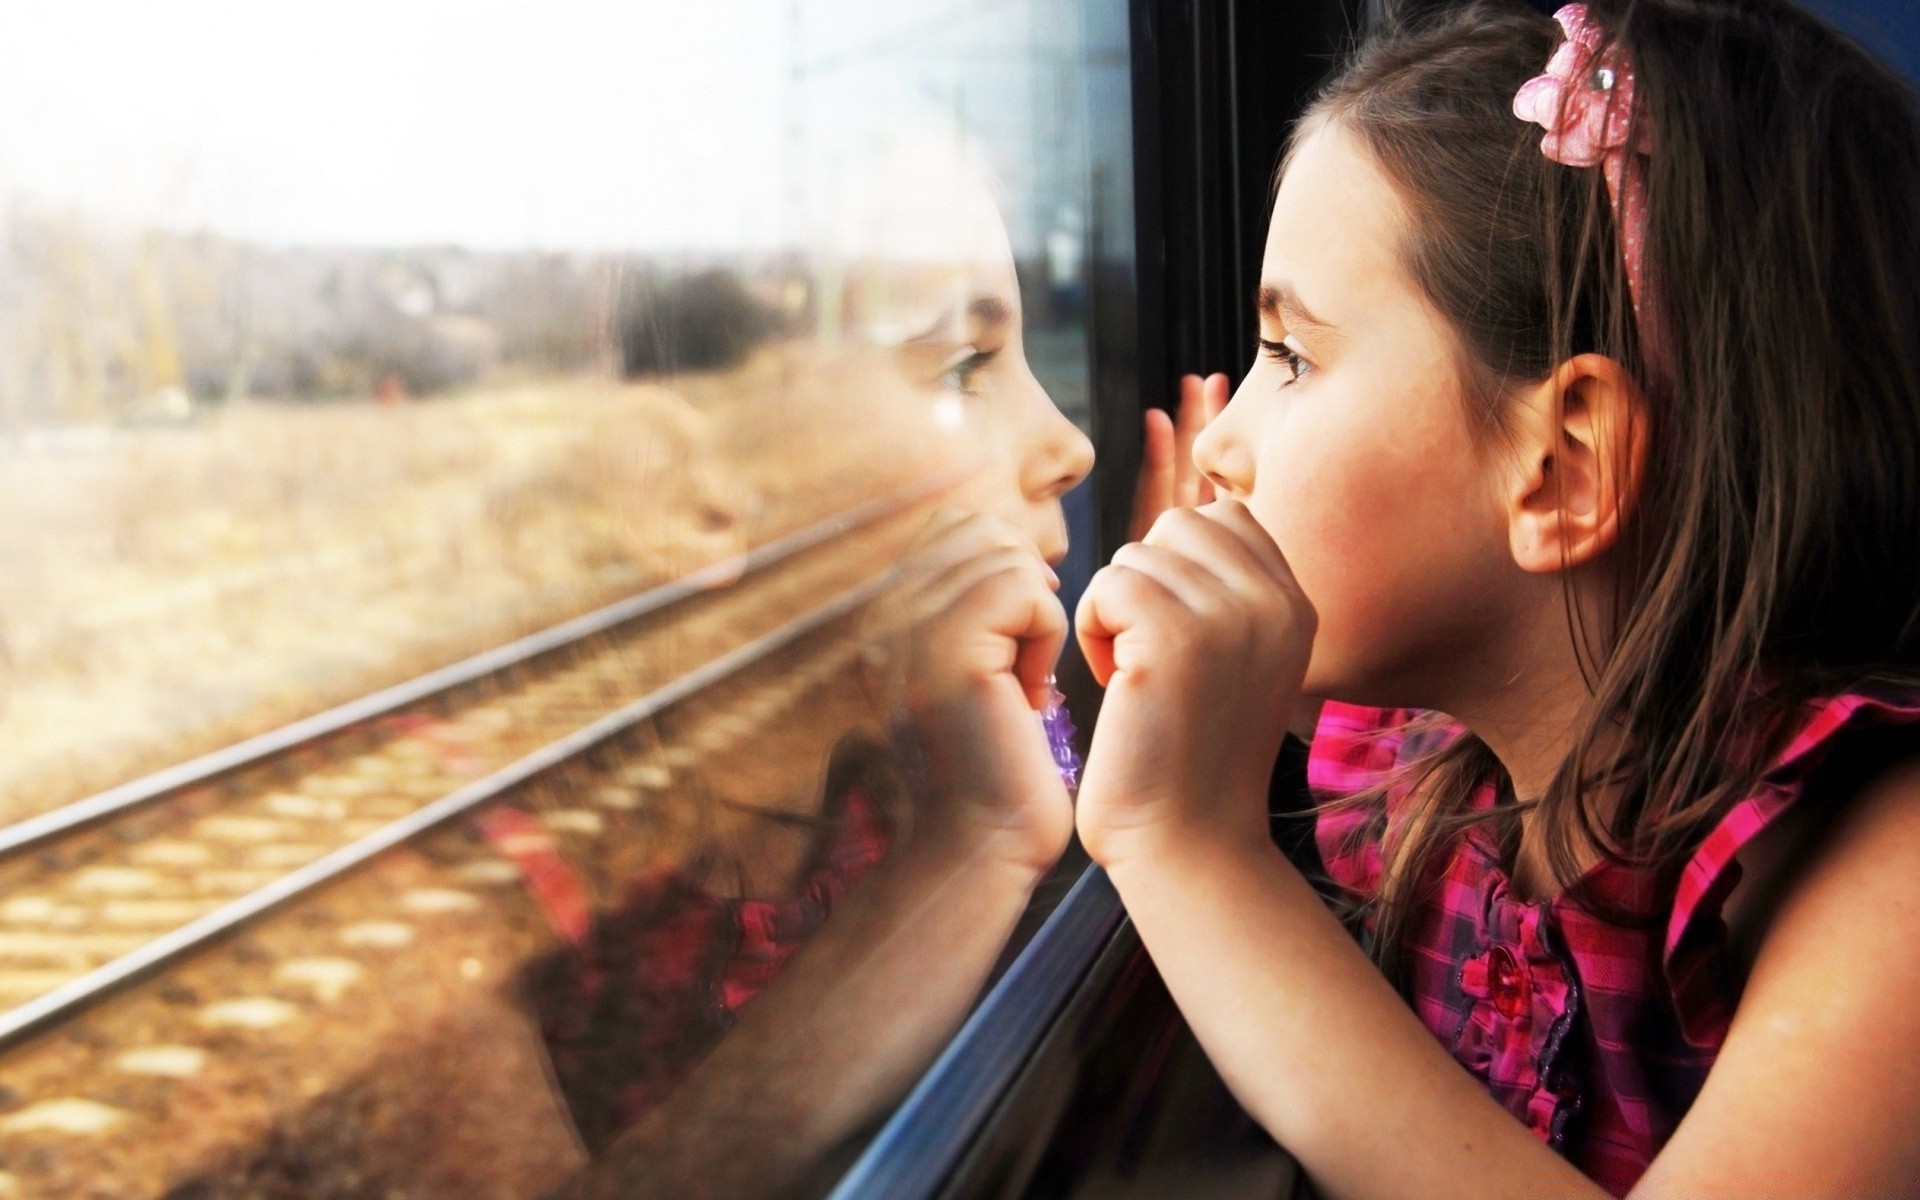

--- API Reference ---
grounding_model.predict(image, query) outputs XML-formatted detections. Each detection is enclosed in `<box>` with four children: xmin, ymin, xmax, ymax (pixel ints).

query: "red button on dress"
<box><xmin>1486</xmin><ymin>944</ymin><xmax>1531</xmax><ymax>1020</ymax></box>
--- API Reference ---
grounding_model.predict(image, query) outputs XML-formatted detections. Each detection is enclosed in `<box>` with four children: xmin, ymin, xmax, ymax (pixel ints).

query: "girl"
<box><xmin>550</xmin><ymin>134</ymin><xmax>1095</xmax><ymax>1197</ymax></box>
<box><xmin>1063</xmin><ymin>0</ymin><xmax>1920</xmax><ymax>1195</ymax></box>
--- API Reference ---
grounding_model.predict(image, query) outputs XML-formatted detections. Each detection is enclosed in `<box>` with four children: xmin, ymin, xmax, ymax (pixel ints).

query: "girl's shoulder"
<box><xmin>1676</xmin><ymin>684</ymin><xmax>1920</xmax><ymax>925</ymax></box>
<box><xmin>1677</xmin><ymin>684</ymin><xmax>1920</xmax><ymax>1062</ymax></box>
<box><xmin>1671</xmin><ymin>683</ymin><xmax>1920</xmax><ymax>1016</ymax></box>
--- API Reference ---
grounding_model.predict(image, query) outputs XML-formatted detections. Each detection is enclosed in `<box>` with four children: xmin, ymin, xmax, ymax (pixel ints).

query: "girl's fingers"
<box><xmin>1133</xmin><ymin>372</ymin><xmax>1233</xmax><ymax>534</ymax></box>
<box><xmin>1074</xmin><ymin>562</ymin><xmax>1180</xmax><ymax>686</ymax></box>
<box><xmin>898</xmin><ymin>511</ymin><xmax>1048</xmax><ymax>593</ymax></box>
<box><xmin>902</xmin><ymin>504</ymin><xmax>975</xmax><ymax>561</ymax></box>
<box><xmin>1173</xmin><ymin>373</ymin><xmax>1209</xmax><ymax>508</ymax></box>
<box><xmin>1203</xmin><ymin>372</ymin><xmax>1231</xmax><ymax>422</ymax></box>
<box><xmin>1162</xmin><ymin>497</ymin><xmax>1298</xmax><ymax>593</ymax></box>
<box><xmin>1006</xmin><ymin>581</ymin><xmax>1070</xmax><ymax>708</ymax></box>
<box><xmin>1139</xmin><ymin>503</ymin><xmax>1287</xmax><ymax>600</ymax></box>
<box><xmin>870</xmin><ymin>534</ymin><xmax>1047</xmax><ymax>665</ymax></box>
<box><xmin>1129</xmin><ymin>406</ymin><xmax>1177</xmax><ymax>541</ymax></box>
<box><xmin>1073</xmin><ymin>576</ymin><xmax>1119</xmax><ymax>687</ymax></box>
<box><xmin>1173</xmin><ymin>372</ymin><xmax>1230</xmax><ymax>507</ymax></box>
<box><xmin>1107</xmin><ymin>541</ymin><xmax>1217</xmax><ymax>613</ymax></box>
<box><xmin>1130</xmin><ymin>371</ymin><xmax>1235</xmax><ymax>543</ymax></box>
<box><xmin>1194</xmin><ymin>497</ymin><xmax>1302</xmax><ymax>591</ymax></box>
<box><xmin>906</xmin><ymin>544</ymin><xmax>1054</xmax><ymax>627</ymax></box>
<box><xmin>931</xmin><ymin>552</ymin><xmax>1068</xmax><ymax>708</ymax></box>
<box><xmin>1195</xmin><ymin>372</ymin><xmax>1229</xmax><ymax>505</ymax></box>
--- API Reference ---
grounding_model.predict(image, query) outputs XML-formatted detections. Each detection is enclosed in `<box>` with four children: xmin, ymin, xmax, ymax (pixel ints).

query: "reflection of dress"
<box><xmin>507</xmin><ymin>737</ymin><xmax>899</xmax><ymax>1153</ymax></box>
<box><xmin>1309</xmin><ymin>686</ymin><xmax>1920</xmax><ymax>1196</ymax></box>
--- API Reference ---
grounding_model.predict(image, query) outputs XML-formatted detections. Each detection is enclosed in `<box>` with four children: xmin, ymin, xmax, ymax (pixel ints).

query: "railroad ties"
<box><xmin>0</xmin><ymin>481</ymin><xmax>952</xmax><ymax>1199</ymax></box>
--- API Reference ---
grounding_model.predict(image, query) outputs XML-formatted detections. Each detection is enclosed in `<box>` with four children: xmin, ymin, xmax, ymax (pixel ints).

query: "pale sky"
<box><xmin>0</xmin><ymin>0</ymin><xmax>959</xmax><ymax>253</ymax></box>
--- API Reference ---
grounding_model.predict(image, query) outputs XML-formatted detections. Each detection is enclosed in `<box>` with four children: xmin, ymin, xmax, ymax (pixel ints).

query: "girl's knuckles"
<box><xmin>1090</xmin><ymin>563</ymin><xmax>1150</xmax><ymax>603</ymax></box>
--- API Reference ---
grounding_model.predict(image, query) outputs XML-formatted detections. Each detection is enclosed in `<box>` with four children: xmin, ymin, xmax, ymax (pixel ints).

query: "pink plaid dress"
<box><xmin>1309</xmin><ymin>685</ymin><xmax>1920</xmax><ymax>1195</ymax></box>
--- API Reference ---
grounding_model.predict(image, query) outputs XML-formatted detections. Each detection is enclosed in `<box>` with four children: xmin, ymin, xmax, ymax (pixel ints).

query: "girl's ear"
<box><xmin>1503</xmin><ymin>354</ymin><xmax>1648</xmax><ymax>574</ymax></box>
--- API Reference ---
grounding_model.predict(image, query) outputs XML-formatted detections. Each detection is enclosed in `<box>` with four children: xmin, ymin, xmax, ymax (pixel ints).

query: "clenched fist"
<box><xmin>863</xmin><ymin>510</ymin><xmax>1076</xmax><ymax>872</ymax></box>
<box><xmin>1073</xmin><ymin>499</ymin><xmax>1314</xmax><ymax>870</ymax></box>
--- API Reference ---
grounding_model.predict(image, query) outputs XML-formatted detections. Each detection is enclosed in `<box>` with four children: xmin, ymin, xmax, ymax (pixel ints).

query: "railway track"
<box><xmin>0</xmin><ymin>481</ymin><xmax>945</xmax><ymax>1054</ymax></box>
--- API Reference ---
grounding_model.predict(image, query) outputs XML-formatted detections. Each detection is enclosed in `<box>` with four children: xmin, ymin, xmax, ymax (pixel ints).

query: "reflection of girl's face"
<box><xmin>828</xmin><ymin>134</ymin><xmax>1092</xmax><ymax>562</ymax></box>
<box><xmin>893</xmin><ymin>247</ymin><xmax>1093</xmax><ymax>565</ymax></box>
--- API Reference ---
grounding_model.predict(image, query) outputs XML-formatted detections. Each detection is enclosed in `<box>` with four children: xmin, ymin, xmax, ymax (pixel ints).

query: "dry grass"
<box><xmin>0</xmin><ymin>348</ymin><xmax>935</xmax><ymax>824</ymax></box>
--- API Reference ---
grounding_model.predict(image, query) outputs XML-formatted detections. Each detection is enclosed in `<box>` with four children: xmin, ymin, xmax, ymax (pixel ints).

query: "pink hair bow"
<box><xmin>1513</xmin><ymin>4</ymin><xmax>1664</xmax><ymax>377</ymax></box>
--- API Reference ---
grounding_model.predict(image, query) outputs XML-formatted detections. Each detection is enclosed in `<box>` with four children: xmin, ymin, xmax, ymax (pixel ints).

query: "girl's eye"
<box><xmin>937</xmin><ymin>345</ymin><xmax>997</xmax><ymax>395</ymax></box>
<box><xmin>1258</xmin><ymin>338</ymin><xmax>1311</xmax><ymax>385</ymax></box>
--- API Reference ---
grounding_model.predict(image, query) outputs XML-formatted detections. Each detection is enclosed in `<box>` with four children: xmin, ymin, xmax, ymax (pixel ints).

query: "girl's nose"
<box><xmin>1022</xmin><ymin>404</ymin><xmax>1096</xmax><ymax>502</ymax></box>
<box><xmin>1192</xmin><ymin>410</ymin><xmax>1252</xmax><ymax>498</ymax></box>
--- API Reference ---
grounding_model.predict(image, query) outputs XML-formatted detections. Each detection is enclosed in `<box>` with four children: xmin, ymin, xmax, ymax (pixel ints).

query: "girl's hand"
<box><xmin>1128</xmin><ymin>372</ymin><xmax>1230</xmax><ymax>540</ymax></box>
<box><xmin>863</xmin><ymin>511</ymin><xmax>1075</xmax><ymax>873</ymax></box>
<box><xmin>1073</xmin><ymin>499</ymin><xmax>1315</xmax><ymax>870</ymax></box>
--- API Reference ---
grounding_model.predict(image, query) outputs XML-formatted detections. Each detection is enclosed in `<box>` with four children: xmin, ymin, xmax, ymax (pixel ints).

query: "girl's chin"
<box><xmin>1299</xmin><ymin>655</ymin><xmax>1401</xmax><ymax>716</ymax></box>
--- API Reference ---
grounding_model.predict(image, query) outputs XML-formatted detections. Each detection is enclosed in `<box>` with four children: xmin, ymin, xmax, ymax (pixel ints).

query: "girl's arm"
<box><xmin>562</xmin><ymin>511</ymin><xmax>1076</xmax><ymax>1199</ymax></box>
<box><xmin>557</xmin><ymin>825</ymin><xmax>1053</xmax><ymax>1200</ymax></box>
<box><xmin>1077</xmin><ymin>500</ymin><xmax>1920</xmax><ymax>1197</ymax></box>
<box><xmin>1632</xmin><ymin>754</ymin><xmax>1920</xmax><ymax>1197</ymax></box>
<box><xmin>1129</xmin><ymin>372</ymin><xmax>1230</xmax><ymax>540</ymax></box>
<box><xmin>1107</xmin><ymin>834</ymin><xmax>1600</xmax><ymax>1199</ymax></box>
<box><xmin>1108</xmin><ymin>755</ymin><xmax>1920</xmax><ymax>1200</ymax></box>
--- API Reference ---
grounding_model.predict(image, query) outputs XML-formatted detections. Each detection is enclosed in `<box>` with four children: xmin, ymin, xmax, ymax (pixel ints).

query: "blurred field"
<box><xmin>0</xmin><ymin>350</ymin><xmax>931</xmax><ymax>824</ymax></box>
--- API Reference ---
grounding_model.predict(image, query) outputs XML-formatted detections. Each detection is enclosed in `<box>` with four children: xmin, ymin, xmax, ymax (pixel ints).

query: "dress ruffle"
<box><xmin>1308</xmin><ymin>684</ymin><xmax>1920</xmax><ymax>1194</ymax></box>
<box><xmin>1661</xmin><ymin>684</ymin><xmax>1920</xmax><ymax>1045</ymax></box>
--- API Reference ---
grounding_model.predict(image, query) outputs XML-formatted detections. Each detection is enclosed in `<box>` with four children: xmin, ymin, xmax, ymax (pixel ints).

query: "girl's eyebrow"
<box><xmin>967</xmin><ymin>296</ymin><xmax>1011</xmax><ymax>329</ymax></box>
<box><xmin>904</xmin><ymin>295</ymin><xmax>1011</xmax><ymax>346</ymax></box>
<box><xmin>1256</xmin><ymin>281</ymin><xmax>1334</xmax><ymax>333</ymax></box>
<box><xmin>903</xmin><ymin>305</ymin><xmax>962</xmax><ymax>346</ymax></box>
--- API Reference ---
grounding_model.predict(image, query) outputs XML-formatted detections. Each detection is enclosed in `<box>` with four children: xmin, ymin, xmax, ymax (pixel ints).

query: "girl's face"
<box><xmin>1193</xmin><ymin>119</ymin><xmax>1529</xmax><ymax>707</ymax></box>
<box><xmin>814</xmin><ymin>130</ymin><xmax>1092</xmax><ymax>566</ymax></box>
<box><xmin>902</xmin><ymin>259</ymin><xmax>1093</xmax><ymax>564</ymax></box>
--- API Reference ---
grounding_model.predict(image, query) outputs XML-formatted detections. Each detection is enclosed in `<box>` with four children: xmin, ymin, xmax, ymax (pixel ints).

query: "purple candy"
<box><xmin>1038</xmin><ymin>678</ymin><xmax>1081</xmax><ymax>797</ymax></box>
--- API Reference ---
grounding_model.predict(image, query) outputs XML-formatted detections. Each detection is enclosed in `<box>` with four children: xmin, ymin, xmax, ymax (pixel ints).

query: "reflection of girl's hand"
<box><xmin>863</xmin><ymin>511</ymin><xmax>1074</xmax><ymax>873</ymax></box>
<box><xmin>1073</xmin><ymin>499</ymin><xmax>1314</xmax><ymax>871</ymax></box>
<box><xmin>1128</xmin><ymin>373</ymin><xmax>1230</xmax><ymax>541</ymax></box>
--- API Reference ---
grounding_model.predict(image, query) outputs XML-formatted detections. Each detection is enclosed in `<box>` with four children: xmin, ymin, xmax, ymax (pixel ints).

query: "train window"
<box><xmin>0</xmin><ymin>3</ymin><xmax>1129</xmax><ymax>1197</ymax></box>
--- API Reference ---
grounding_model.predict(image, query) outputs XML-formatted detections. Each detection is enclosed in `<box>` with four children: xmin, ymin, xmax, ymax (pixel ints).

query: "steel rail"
<box><xmin>0</xmin><ymin>480</ymin><xmax>943</xmax><ymax>860</ymax></box>
<box><xmin>0</xmin><ymin>571</ymin><xmax>893</xmax><ymax>1050</ymax></box>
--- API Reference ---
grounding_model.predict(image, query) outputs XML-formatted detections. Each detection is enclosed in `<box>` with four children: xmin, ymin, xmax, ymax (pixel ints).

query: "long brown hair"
<box><xmin>1300</xmin><ymin>0</ymin><xmax>1920</xmax><ymax>972</ymax></box>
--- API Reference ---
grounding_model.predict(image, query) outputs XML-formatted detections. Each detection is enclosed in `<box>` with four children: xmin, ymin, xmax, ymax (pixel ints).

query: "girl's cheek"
<box><xmin>1246</xmin><ymin>397</ymin><xmax>1450</xmax><ymax>690</ymax></box>
<box><xmin>942</xmin><ymin>461</ymin><xmax>1066</xmax><ymax>559</ymax></box>
<box><xmin>1246</xmin><ymin>408</ymin><xmax>1367</xmax><ymax>599</ymax></box>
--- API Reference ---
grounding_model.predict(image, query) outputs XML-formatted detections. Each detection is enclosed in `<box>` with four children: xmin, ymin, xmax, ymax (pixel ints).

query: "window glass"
<box><xmin>0</xmin><ymin>2</ymin><xmax>1123</xmax><ymax>1196</ymax></box>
